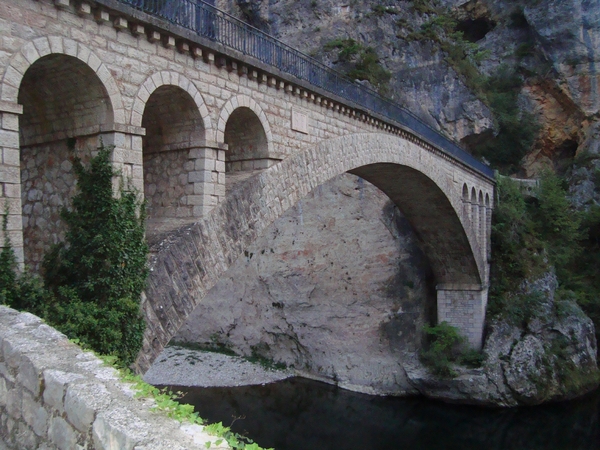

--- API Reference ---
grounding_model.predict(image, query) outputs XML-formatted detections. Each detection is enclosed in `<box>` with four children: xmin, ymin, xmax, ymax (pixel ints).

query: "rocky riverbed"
<box><xmin>143</xmin><ymin>346</ymin><xmax>294</xmax><ymax>388</ymax></box>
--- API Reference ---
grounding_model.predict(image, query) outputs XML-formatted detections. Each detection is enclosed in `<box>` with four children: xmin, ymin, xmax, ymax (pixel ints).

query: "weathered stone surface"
<box><xmin>174</xmin><ymin>174</ymin><xmax>434</xmax><ymax>395</ymax></box>
<box><xmin>42</xmin><ymin>370</ymin><xmax>84</xmax><ymax>413</ymax></box>
<box><xmin>0</xmin><ymin>307</ymin><xmax>225</xmax><ymax>449</ymax></box>
<box><xmin>405</xmin><ymin>272</ymin><xmax>599</xmax><ymax>406</ymax></box>
<box><xmin>64</xmin><ymin>382</ymin><xmax>111</xmax><ymax>433</ymax></box>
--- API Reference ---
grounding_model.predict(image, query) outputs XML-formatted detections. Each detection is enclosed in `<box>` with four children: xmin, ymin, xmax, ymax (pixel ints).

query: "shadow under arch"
<box><xmin>18</xmin><ymin>53</ymin><xmax>115</xmax><ymax>272</ymax></box>
<box><xmin>142</xmin><ymin>84</ymin><xmax>206</xmax><ymax>234</ymax></box>
<box><xmin>136</xmin><ymin>133</ymin><xmax>487</xmax><ymax>371</ymax></box>
<box><xmin>350</xmin><ymin>163</ymin><xmax>479</xmax><ymax>286</ymax></box>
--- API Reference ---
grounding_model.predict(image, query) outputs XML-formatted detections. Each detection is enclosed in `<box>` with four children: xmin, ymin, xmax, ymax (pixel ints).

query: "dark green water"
<box><xmin>168</xmin><ymin>377</ymin><xmax>600</xmax><ymax>450</ymax></box>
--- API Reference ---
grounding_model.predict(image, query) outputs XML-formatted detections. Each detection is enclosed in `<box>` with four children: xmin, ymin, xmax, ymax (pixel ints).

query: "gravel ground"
<box><xmin>143</xmin><ymin>346</ymin><xmax>294</xmax><ymax>387</ymax></box>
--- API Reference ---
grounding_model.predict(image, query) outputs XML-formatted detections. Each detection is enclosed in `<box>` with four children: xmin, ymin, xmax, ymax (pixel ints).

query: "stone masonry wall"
<box><xmin>20</xmin><ymin>136</ymin><xmax>97</xmax><ymax>272</ymax></box>
<box><xmin>144</xmin><ymin>148</ymin><xmax>195</xmax><ymax>219</ymax></box>
<box><xmin>0</xmin><ymin>305</ymin><xmax>228</xmax><ymax>450</ymax></box>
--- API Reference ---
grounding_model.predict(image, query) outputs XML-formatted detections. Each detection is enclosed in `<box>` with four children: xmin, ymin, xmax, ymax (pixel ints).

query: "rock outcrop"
<box><xmin>174</xmin><ymin>174</ymin><xmax>434</xmax><ymax>396</ymax></box>
<box><xmin>405</xmin><ymin>272</ymin><xmax>599</xmax><ymax>406</ymax></box>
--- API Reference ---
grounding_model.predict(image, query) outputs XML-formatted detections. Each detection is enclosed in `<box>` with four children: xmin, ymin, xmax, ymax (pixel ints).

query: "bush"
<box><xmin>41</xmin><ymin>145</ymin><xmax>148</xmax><ymax>366</ymax></box>
<box><xmin>472</xmin><ymin>67</ymin><xmax>539</xmax><ymax>173</ymax></box>
<box><xmin>323</xmin><ymin>39</ymin><xmax>391</xmax><ymax>93</ymax></box>
<box><xmin>0</xmin><ymin>145</ymin><xmax>148</xmax><ymax>367</ymax></box>
<box><xmin>420</xmin><ymin>322</ymin><xmax>483</xmax><ymax>377</ymax></box>
<box><xmin>0</xmin><ymin>209</ymin><xmax>50</xmax><ymax>314</ymax></box>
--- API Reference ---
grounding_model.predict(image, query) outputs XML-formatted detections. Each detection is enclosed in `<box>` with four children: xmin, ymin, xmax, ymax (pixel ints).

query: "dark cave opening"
<box><xmin>455</xmin><ymin>18</ymin><xmax>495</xmax><ymax>42</ymax></box>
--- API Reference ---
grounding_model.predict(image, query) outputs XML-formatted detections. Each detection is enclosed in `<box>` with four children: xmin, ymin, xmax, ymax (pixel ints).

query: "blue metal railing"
<box><xmin>120</xmin><ymin>0</ymin><xmax>494</xmax><ymax>179</ymax></box>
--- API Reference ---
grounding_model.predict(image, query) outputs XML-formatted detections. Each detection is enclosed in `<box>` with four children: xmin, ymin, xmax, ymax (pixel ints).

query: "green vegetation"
<box><xmin>489</xmin><ymin>172</ymin><xmax>600</xmax><ymax>344</ymax></box>
<box><xmin>90</xmin><ymin>358</ymin><xmax>272</xmax><ymax>450</ymax></box>
<box><xmin>406</xmin><ymin>7</ymin><xmax>539</xmax><ymax>172</ymax></box>
<box><xmin>0</xmin><ymin>145</ymin><xmax>148</xmax><ymax>367</ymax></box>
<box><xmin>407</xmin><ymin>13</ymin><xmax>490</xmax><ymax>95</ymax></box>
<box><xmin>323</xmin><ymin>38</ymin><xmax>391</xmax><ymax>93</ymax></box>
<box><xmin>478</xmin><ymin>67</ymin><xmax>539</xmax><ymax>170</ymax></box>
<box><xmin>420</xmin><ymin>322</ymin><xmax>484</xmax><ymax>377</ymax></box>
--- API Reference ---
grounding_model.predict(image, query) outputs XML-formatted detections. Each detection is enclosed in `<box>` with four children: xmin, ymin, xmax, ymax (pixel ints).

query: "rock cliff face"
<box><xmin>405</xmin><ymin>273</ymin><xmax>599</xmax><ymax>406</ymax></box>
<box><xmin>169</xmin><ymin>0</ymin><xmax>600</xmax><ymax>403</ymax></box>
<box><xmin>174</xmin><ymin>174</ymin><xmax>435</xmax><ymax>396</ymax></box>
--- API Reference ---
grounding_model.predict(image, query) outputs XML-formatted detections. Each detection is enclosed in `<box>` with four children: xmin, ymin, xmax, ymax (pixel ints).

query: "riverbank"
<box><xmin>143</xmin><ymin>346</ymin><xmax>294</xmax><ymax>387</ymax></box>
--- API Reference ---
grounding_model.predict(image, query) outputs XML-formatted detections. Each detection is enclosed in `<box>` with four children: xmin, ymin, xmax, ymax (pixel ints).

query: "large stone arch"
<box><xmin>136</xmin><ymin>133</ymin><xmax>490</xmax><ymax>371</ymax></box>
<box><xmin>1</xmin><ymin>37</ymin><xmax>124</xmax><ymax>125</ymax></box>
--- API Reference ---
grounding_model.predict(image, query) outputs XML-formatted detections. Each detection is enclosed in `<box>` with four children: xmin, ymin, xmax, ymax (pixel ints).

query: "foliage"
<box><xmin>0</xmin><ymin>209</ymin><xmax>17</xmax><ymax>305</ymax></box>
<box><xmin>323</xmin><ymin>38</ymin><xmax>391</xmax><ymax>93</ymax></box>
<box><xmin>410</xmin><ymin>0</ymin><xmax>435</xmax><ymax>14</ymax></box>
<box><xmin>488</xmin><ymin>173</ymin><xmax>600</xmax><ymax>342</ymax></box>
<box><xmin>38</xmin><ymin>145</ymin><xmax>148</xmax><ymax>367</ymax></box>
<box><xmin>369</xmin><ymin>4</ymin><xmax>396</xmax><ymax>17</ymax></box>
<box><xmin>0</xmin><ymin>145</ymin><xmax>148</xmax><ymax>368</ymax></box>
<box><xmin>472</xmin><ymin>67</ymin><xmax>539</xmax><ymax>172</ymax></box>
<box><xmin>0</xmin><ymin>208</ymin><xmax>51</xmax><ymax>313</ymax></box>
<box><xmin>420</xmin><ymin>322</ymin><xmax>484</xmax><ymax>377</ymax></box>
<box><xmin>408</xmin><ymin>13</ymin><xmax>490</xmax><ymax>95</ymax></box>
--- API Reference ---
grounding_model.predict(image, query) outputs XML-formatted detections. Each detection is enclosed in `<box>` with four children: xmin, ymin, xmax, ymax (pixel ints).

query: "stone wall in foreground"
<box><xmin>0</xmin><ymin>306</ymin><xmax>228</xmax><ymax>450</ymax></box>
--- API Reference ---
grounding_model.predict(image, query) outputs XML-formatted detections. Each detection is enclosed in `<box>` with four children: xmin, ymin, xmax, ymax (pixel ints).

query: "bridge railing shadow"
<box><xmin>120</xmin><ymin>0</ymin><xmax>494</xmax><ymax>179</ymax></box>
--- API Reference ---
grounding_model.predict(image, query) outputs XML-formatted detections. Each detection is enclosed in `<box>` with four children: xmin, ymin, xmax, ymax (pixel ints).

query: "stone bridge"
<box><xmin>0</xmin><ymin>0</ymin><xmax>495</xmax><ymax>372</ymax></box>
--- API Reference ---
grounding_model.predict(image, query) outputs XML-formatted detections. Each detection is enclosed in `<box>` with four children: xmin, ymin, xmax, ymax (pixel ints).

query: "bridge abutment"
<box><xmin>436</xmin><ymin>284</ymin><xmax>488</xmax><ymax>349</ymax></box>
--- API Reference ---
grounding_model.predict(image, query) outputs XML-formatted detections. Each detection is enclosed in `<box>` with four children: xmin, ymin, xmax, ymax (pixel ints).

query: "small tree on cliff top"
<box><xmin>42</xmin><ymin>145</ymin><xmax>148</xmax><ymax>366</ymax></box>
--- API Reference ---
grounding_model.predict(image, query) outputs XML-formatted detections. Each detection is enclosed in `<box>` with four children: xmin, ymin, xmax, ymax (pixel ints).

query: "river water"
<box><xmin>168</xmin><ymin>377</ymin><xmax>600</xmax><ymax>450</ymax></box>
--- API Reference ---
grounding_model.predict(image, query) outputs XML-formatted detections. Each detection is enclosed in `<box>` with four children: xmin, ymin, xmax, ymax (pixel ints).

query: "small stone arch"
<box><xmin>216</xmin><ymin>95</ymin><xmax>274</xmax><ymax>172</ymax></box>
<box><xmin>1</xmin><ymin>36</ymin><xmax>125</xmax><ymax>125</ymax></box>
<box><xmin>16</xmin><ymin>43</ymin><xmax>122</xmax><ymax>271</ymax></box>
<box><xmin>462</xmin><ymin>183</ymin><xmax>469</xmax><ymax>200</ymax></box>
<box><xmin>131</xmin><ymin>71</ymin><xmax>212</xmax><ymax>138</ymax></box>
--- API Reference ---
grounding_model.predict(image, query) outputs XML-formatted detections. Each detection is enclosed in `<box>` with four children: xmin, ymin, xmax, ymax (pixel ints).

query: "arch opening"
<box><xmin>18</xmin><ymin>54</ymin><xmax>114</xmax><ymax>272</ymax></box>
<box><xmin>350</xmin><ymin>163</ymin><xmax>481</xmax><ymax>286</ymax></box>
<box><xmin>167</xmin><ymin>173</ymin><xmax>437</xmax><ymax>392</ymax></box>
<box><xmin>224</xmin><ymin>107</ymin><xmax>270</xmax><ymax>173</ymax></box>
<box><xmin>142</xmin><ymin>85</ymin><xmax>205</xmax><ymax>234</ymax></box>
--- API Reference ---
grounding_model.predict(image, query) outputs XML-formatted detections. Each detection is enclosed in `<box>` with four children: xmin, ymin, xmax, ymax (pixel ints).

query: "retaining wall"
<box><xmin>0</xmin><ymin>306</ymin><xmax>228</xmax><ymax>450</ymax></box>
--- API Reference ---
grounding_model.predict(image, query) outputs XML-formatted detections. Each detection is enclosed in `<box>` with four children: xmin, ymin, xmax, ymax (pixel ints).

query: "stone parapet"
<box><xmin>0</xmin><ymin>306</ymin><xmax>228</xmax><ymax>450</ymax></box>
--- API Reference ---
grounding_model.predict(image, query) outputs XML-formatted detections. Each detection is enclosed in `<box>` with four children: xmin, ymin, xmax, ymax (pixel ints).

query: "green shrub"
<box><xmin>40</xmin><ymin>145</ymin><xmax>148</xmax><ymax>366</ymax></box>
<box><xmin>472</xmin><ymin>67</ymin><xmax>539</xmax><ymax>172</ymax></box>
<box><xmin>420</xmin><ymin>322</ymin><xmax>483</xmax><ymax>377</ymax></box>
<box><xmin>0</xmin><ymin>145</ymin><xmax>148</xmax><ymax>367</ymax></box>
<box><xmin>0</xmin><ymin>208</ymin><xmax>50</xmax><ymax>314</ymax></box>
<box><xmin>323</xmin><ymin>39</ymin><xmax>391</xmax><ymax>93</ymax></box>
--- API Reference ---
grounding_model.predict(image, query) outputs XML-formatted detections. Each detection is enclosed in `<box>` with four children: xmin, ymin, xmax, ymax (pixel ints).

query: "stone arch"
<box><xmin>136</xmin><ymin>133</ymin><xmax>489</xmax><ymax>371</ymax></box>
<box><xmin>216</xmin><ymin>95</ymin><xmax>274</xmax><ymax>172</ymax></box>
<box><xmin>470</xmin><ymin>187</ymin><xmax>479</xmax><ymax>240</ymax></box>
<box><xmin>17</xmin><ymin>51</ymin><xmax>116</xmax><ymax>271</ymax></box>
<box><xmin>1</xmin><ymin>37</ymin><xmax>124</xmax><ymax>125</ymax></box>
<box><xmin>141</xmin><ymin>82</ymin><xmax>208</xmax><ymax>231</ymax></box>
<box><xmin>131</xmin><ymin>71</ymin><xmax>211</xmax><ymax>138</ymax></box>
